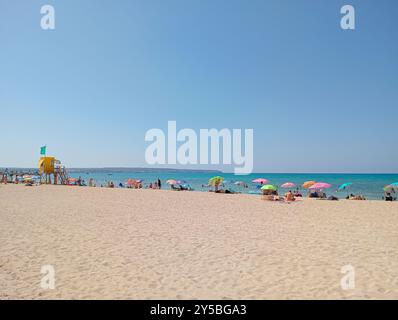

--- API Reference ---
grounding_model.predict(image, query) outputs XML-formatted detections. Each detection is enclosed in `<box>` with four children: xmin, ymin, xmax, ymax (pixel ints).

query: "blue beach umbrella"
<box><xmin>338</xmin><ymin>182</ymin><xmax>352</xmax><ymax>191</ymax></box>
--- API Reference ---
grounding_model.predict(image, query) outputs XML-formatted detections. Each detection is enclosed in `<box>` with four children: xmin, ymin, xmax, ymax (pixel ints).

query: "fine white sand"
<box><xmin>0</xmin><ymin>184</ymin><xmax>397</xmax><ymax>299</ymax></box>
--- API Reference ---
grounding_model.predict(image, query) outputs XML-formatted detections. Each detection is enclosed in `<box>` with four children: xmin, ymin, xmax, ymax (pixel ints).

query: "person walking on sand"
<box><xmin>157</xmin><ymin>178</ymin><xmax>161</xmax><ymax>189</ymax></box>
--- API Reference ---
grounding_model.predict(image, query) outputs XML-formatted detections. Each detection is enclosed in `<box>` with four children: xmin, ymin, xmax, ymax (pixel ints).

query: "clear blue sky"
<box><xmin>1</xmin><ymin>0</ymin><xmax>397</xmax><ymax>172</ymax></box>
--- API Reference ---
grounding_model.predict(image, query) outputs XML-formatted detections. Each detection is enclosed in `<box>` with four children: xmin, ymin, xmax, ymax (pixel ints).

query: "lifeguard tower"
<box><xmin>38</xmin><ymin>156</ymin><xmax>68</xmax><ymax>185</ymax></box>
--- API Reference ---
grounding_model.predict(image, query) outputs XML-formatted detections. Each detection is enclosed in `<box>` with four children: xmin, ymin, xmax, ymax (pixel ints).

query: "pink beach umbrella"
<box><xmin>281</xmin><ymin>182</ymin><xmax>296</xmax><ymax>188</ymax></box>
<box><xmin>309</xmin><ymin>182</ymin><xmax>332</xmax><ymax>189</ymax></box>
<box><xmin>252</xmin><ymin>178</ymin><xmax>268</xmax><ymax>185</ymax></box>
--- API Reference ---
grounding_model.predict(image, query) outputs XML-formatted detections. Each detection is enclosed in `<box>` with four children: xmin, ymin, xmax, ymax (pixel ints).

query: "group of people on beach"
<box><xmin>261</xmin><ymin>188</ymin><xmax>369</xmax><ymax>202</ymax></box>
<box><xmin>148</xmin><ymin>179</ymin><xmax>162</xmax><ymax>189</ymax></box>
<box><xmin>346</xmin><ymin>194</ymin><xmax>366</xmax><ymax>200</ymax></box>
<box><xmin>63</xmin><ymin>178</ymin><xmax>398</xmax><ymax>201</ymax></box>
<box><xmin>1</xmin><ymin>170</ymin><xmax>36</xmax><ymax>185</ymax></box>
<box><xmin>83</xmin><ymin>177</ymin><xmax>162</xmax><ymax>190</ymax></box>
<box><xmin>261</xmin><ymin>189</ymin><xmax>300</xmax><ymax>202</ymax></box>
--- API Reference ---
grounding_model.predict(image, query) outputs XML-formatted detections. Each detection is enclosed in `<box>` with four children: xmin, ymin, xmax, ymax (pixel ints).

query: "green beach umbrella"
<box><xmin>260</xmin><ymin>184</ymin><xmax>278</xmax><ymax>191</ymax></box>
<box><xmin>209</xmin><ymin>176</ymin><xmax>224</xmax><ymax>185</ymax></box>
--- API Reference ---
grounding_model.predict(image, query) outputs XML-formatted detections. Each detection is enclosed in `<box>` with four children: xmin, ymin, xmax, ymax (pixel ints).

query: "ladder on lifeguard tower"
<box><xmin>56</xmin><ymin>166</ymin><xmax>68</xmax><ymax>185</ymax></box>
<box><xmin>54</xmin><ymin>161</ymin><xmax>69</xmax><ymax>185</ymax></box>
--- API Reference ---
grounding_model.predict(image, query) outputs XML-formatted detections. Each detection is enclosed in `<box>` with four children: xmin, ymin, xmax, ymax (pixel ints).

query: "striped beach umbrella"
<box><xmin>384</xmin><ymin>184</ymin><xmax>397</xmax><ymax>192</ymax></box>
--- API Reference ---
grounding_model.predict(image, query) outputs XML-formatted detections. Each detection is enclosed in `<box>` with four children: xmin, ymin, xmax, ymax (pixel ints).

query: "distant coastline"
<box><xmin>69</xmin><ymin>167</ymin><xmax>223</xmax><ymax>174</ymax></box>
<box><xmin>0</xmin><ymin>167</ymin><xmax>223</xmax><ymax>174</ymax></box>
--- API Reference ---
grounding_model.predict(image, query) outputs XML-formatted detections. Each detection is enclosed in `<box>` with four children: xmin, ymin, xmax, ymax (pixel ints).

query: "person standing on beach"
<box><xmin>157</xmin><ymin>178</ymin><xmax>161</xmax><ymax>189</ymax></box>
<box><xmin>1</xmin><ymin>169</ymin><xmax>8</xmax><ymax>184</ymax></box>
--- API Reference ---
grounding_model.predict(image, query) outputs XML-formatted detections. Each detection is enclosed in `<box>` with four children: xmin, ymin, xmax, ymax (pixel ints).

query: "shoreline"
<box><xmin>0</xmin><ymin>182</ymin><xmax>391</xmax><ymax>202</ymax></box>
<box><xmin>2</xmin><ymin>170</ymin><xmax>397</xmax><ymax>200</ymax></box>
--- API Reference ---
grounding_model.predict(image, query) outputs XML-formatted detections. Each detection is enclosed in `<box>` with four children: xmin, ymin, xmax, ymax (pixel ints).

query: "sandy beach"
<box><xmin>0</xmin><ymin>184</ymin><xmax>397</xmax><ymax>300</ymax></box>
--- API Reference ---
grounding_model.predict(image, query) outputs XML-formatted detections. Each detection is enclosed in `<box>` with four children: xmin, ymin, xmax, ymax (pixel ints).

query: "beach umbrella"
<box><xmin>309</xmin><ymin>182</ymin><xmax>332</xmax><ymax>189</ymax></box>
<box><xmin>388</xmin><ymin>182</ymin><xmax>398</xmax><ymax>192</ymax></box>
<box><xmin>176</xmin><ymin>180</ymin><xmax>186</xmax><ymax>185</ymax></box>
<box><xmin>234</xmin><ymin>181</ymin><xmax>245</xmax><ymax>186</ymax></box>
<box><xmin>209</xmin><ymin>176</ymin><xmax>224</xmax><ymax>192</ymax></box>
<box><xmin>303</xmin><ymin>181</ymin><xmax>316</xmax><ymax>189</ymax></box>
<box><xmin>209</xmin><ymin>176</ymin><xmax>224</xmax><ymax>185</ymax></box>
<box><xmin>135</xmin><ymin>179</ymin><xmax>144</xmax><ymax>183</ymax></box>
<box><xmin>281</xmin><ymin>182</ymin><xmax>296</xmax><ymax>189</ymax></box>
<box><xmin>252</xmin><ymin>178</ymin><xmax>268</xmax><ymax>184</ymax></box>
<box><xmin>338</xmin><ymin>182</ymin><xmax>352</xmax><ymax>191</ymax></box>
<box><xmin>126</xmin><ymin>179</ymin><xmax>136</xmax><ymax>187</ymax></box>
<box><xmin>166</xmin><ymin>179</ymin><xmax>177</xmax><ymax>185</ymax></box>
<box><xmin>260</xmin><ymin>184</ymin><xmax>278</xmax><ymax>191</ymax></box>
<box><xmin>384</xmin><ymin>185</ymin><xmax>397</xmax><ymax>192</ymax></box>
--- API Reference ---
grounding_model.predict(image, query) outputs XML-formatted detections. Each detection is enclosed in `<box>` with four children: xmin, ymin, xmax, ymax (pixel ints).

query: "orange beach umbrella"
<box><xmin>303</xmin><ymin>181</ymin><xmax>316</xmax><ymax>189</ymax></box>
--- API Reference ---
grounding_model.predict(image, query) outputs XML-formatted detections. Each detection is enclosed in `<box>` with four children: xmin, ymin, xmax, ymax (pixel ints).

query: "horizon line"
<box><xmin>1</xmin><ymin>167</ymin><xmax>397</xmax><ymax>175</ymax></box>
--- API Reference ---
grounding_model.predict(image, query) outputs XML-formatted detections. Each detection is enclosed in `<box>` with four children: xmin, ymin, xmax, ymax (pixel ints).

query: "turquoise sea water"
<box><xmin>68</xmin><ymin>170</ymin><xmax>398</xmax><ymax>201</ymax></box>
